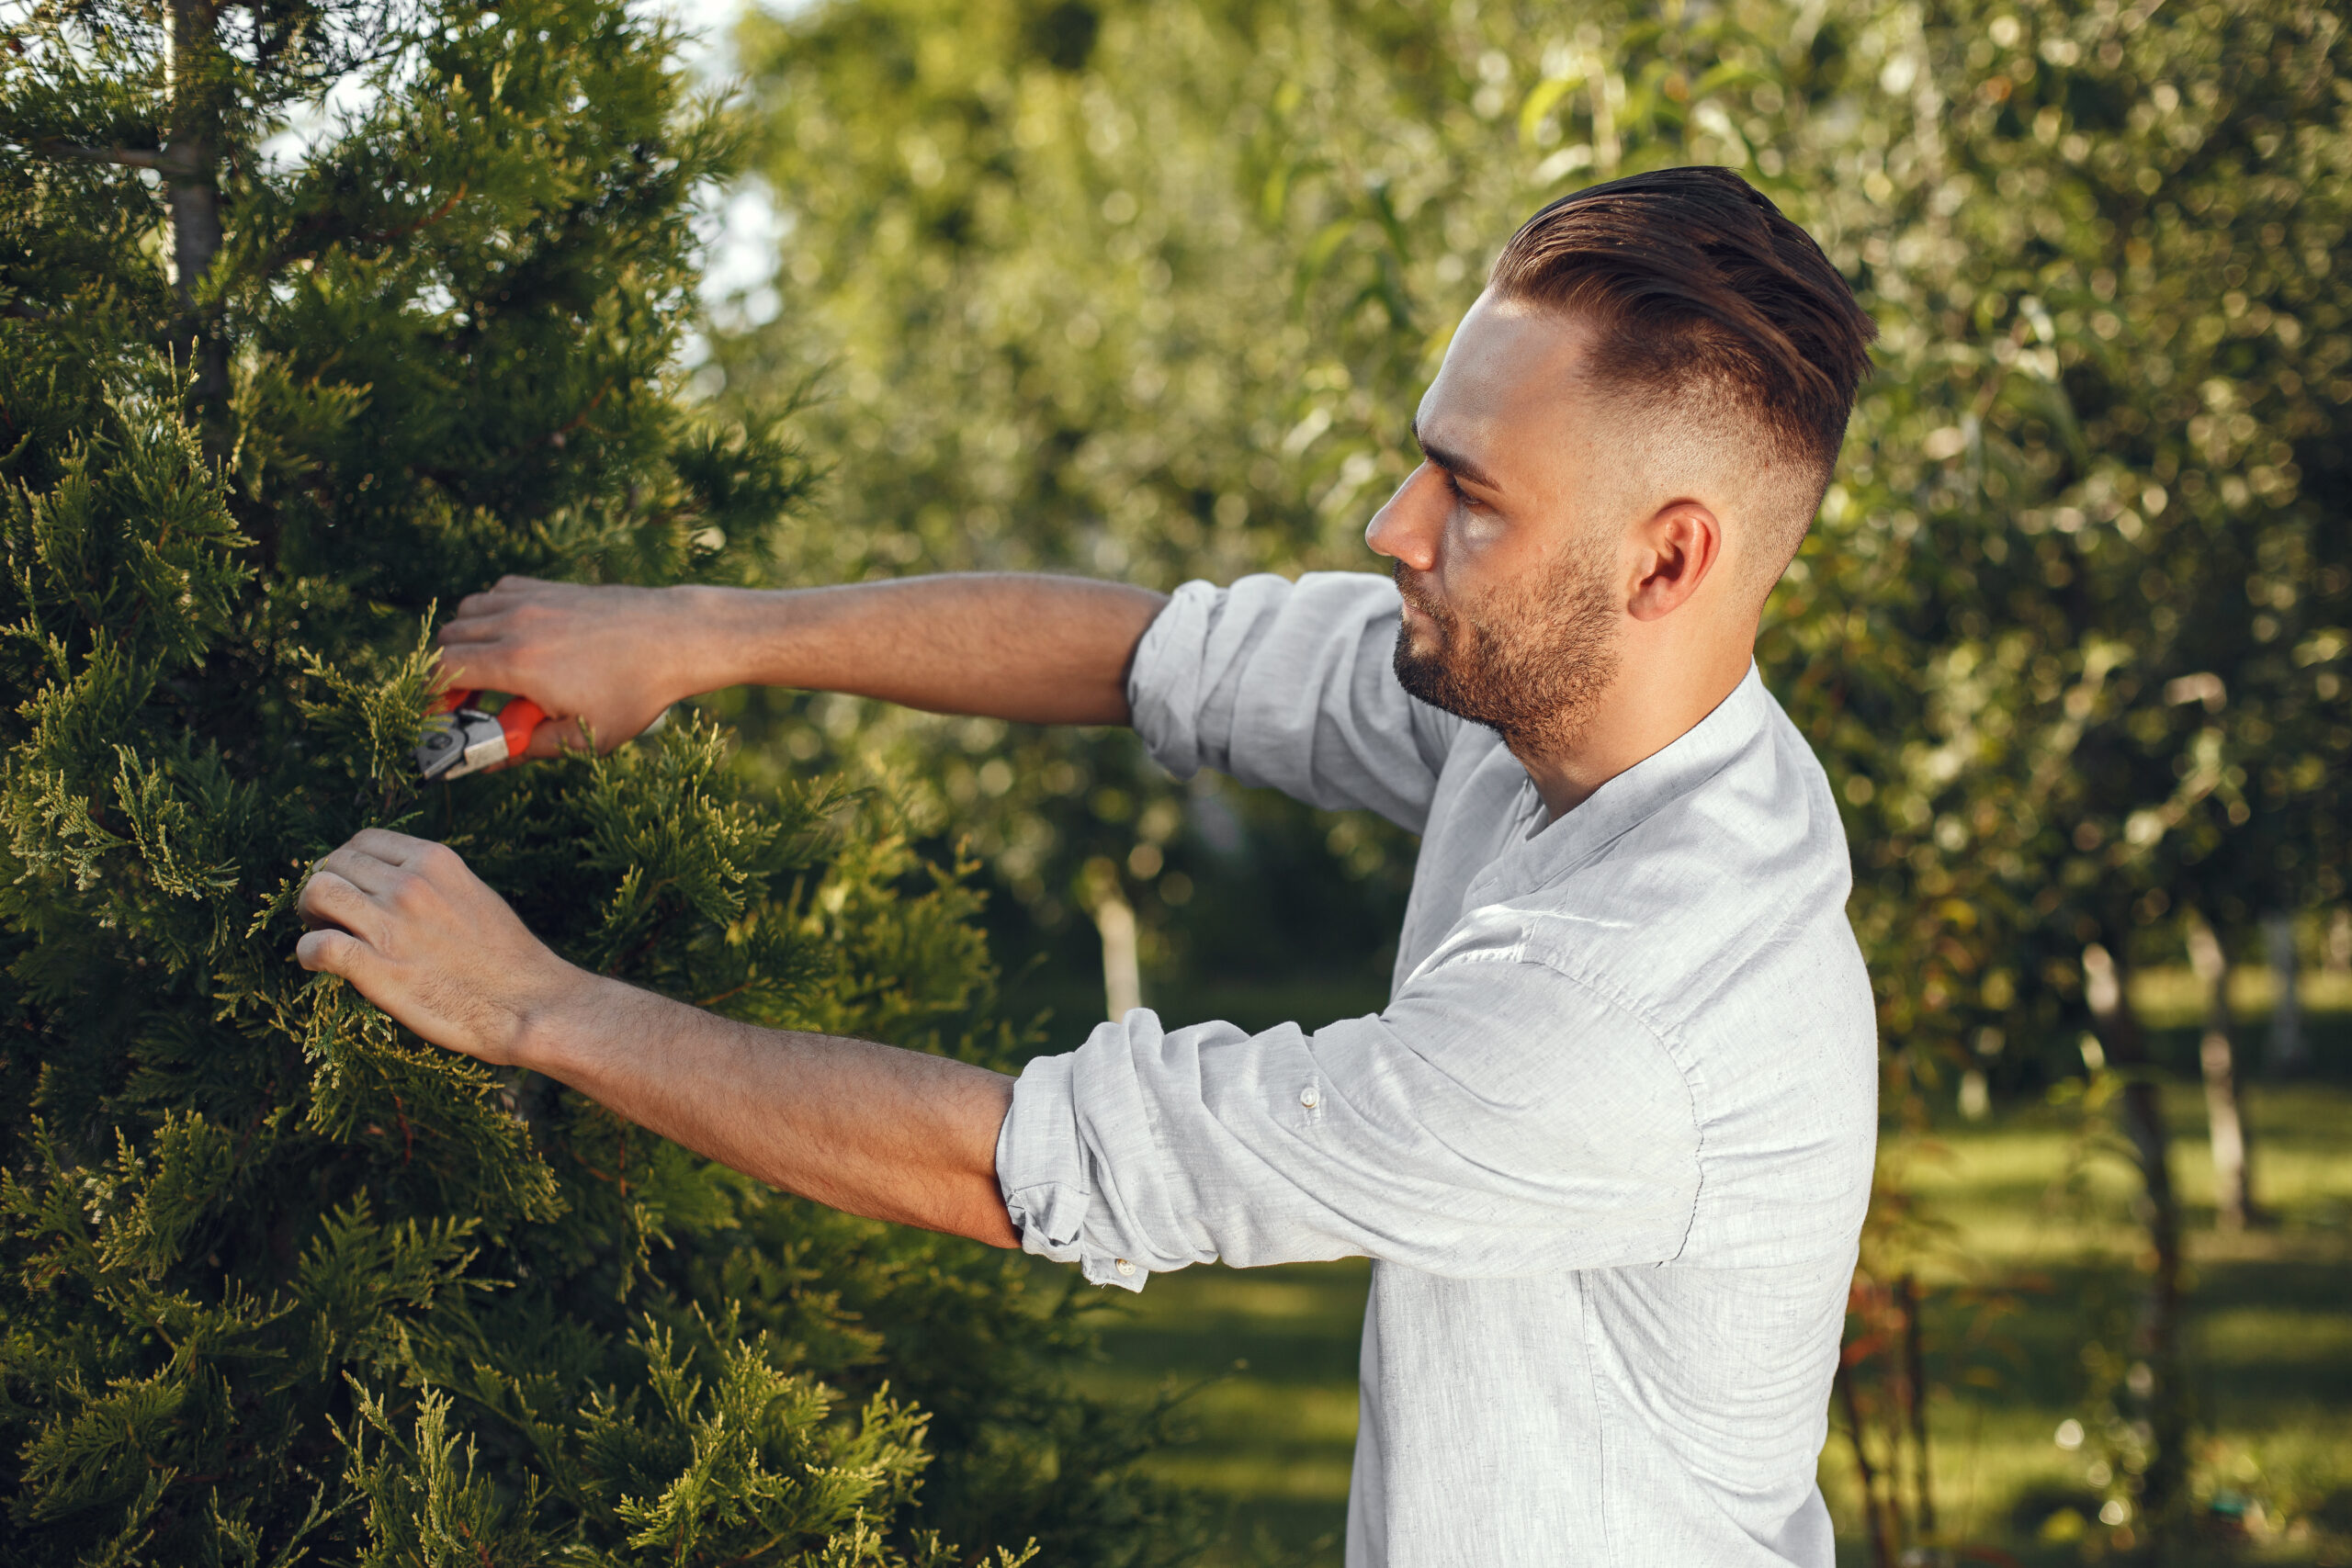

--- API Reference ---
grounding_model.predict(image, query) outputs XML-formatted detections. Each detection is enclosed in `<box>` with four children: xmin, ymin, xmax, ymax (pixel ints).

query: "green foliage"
<box><xmin>1774</xmin><ymin>0</ymin><xmax>2351</xmax><ymax>1079</ymax></box>
<box><xmin>337</xmin><ymin>1323</ymin><xmax>1002</xmax><ymax>1567</ymax></box>
<box><xmin>0</xmin><ymin>0</ymin><xmax>1195</xmax><ymax>1561</ymax></box>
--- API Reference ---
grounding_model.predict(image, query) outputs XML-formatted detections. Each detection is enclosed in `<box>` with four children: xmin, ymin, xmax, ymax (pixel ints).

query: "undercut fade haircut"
<box><xmin>1488</xmin><ymin>165</ymin><xmax>1878</xmax><ymax>578</ymax></box>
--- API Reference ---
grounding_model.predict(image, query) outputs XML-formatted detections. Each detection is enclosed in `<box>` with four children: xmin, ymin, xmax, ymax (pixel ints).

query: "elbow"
<box><xmin>963</xmin><ymin>1179</ymin><xmax>1023</xmax><ymax>1249</ymax></box>
<box><xmin>831</xmin><ymin>1182</ymin><xmax>1023</xmax><ymax>1250</ymax></box>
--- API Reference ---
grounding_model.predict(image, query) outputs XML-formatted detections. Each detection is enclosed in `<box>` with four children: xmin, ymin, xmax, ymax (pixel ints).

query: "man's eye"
<box><xmin>1447</xmin><ymin>476</ymin><xmax>1482</xmax><ymax>508</ymax></box>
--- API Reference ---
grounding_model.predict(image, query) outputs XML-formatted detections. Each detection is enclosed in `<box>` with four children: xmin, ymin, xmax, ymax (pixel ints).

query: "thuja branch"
<box><xmin>35</xmin><ymin>139</ymin><xmax>201</xmax><ymax>176</ymax></box>
<box><xmin>269</xmin><ymin>180</ymin><xmax>470</xmax><ymax>273</ymax></box>
<box><xmin>380</xmin><ymin>183</ymin><xmax>467</xmax><ymax>243</ymax></box>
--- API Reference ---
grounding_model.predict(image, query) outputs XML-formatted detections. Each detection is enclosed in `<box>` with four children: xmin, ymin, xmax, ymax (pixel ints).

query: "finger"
<box><xmin>347</xmin><ymin>828</ymin><xmax>435</xmax><ymax>866</ymax></box>
<box><xmin>314</xmin><ymin>845</ymin><xmax>401</xmax><ymax>896</ymax></box>
<box><xmin>520</xmin><ymin>716</ymin><xmax>591</xmax><ymax>761</ymax></box>
<box><xmin>435</xmin><ymin>642</ymin><xmax>526</xmax><ymax>695</ymax></box>
<box><xmin>299</xmin><ymin>921</ymin><xmax>395</xmax><ymax>982</ymax></box>
<box><xmin>295</xmin><ymin>926</ymin><xmax>368</xmax><ymax>976</ymax></box>
<box><xmin>435</xmin><ymin>612</ymin><xmax>510</xmax><ymax>645</ymax></box>
<box><xmin>298</xmin><ymin>871</ymin><xmax>388</xmax><ymax>948</ymax></box>
<box><xmin>451</xmin><ymin>586</ymin><xmax>519</xmax><ymax>619</ymax></box>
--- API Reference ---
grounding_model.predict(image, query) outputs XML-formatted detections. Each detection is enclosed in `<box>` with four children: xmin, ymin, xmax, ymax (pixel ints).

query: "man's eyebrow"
<box><xmin>1411</xmin><ymin>419</ymin><xmax>1503</xmax><ymax>493</ymax></box>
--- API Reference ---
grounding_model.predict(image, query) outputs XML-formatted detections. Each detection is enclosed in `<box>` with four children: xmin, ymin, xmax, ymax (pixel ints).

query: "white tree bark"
<box><xmin>1092</xmin><ymin>893</ymin><xmax>1141</xmax><ymax>1021</ymax></box>
<box><xmin>2263</xmin><ymin>912</ymin><xmax>2306</xmax><ymax>1075</ymax></box>
<box><xmin>2187</xmin><ymin>913</ymin><xmax>2257</xmax><ymax>1230</ymax></box>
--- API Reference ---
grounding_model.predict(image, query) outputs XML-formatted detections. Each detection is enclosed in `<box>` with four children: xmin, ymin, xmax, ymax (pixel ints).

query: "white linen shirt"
<box><xmin>995</xmin><ymin>571</ymin><xmax>1879</xmax><ymax>1568</ymax></box>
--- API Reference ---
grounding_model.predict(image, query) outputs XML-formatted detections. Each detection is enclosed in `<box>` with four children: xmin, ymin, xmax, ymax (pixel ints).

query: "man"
<box><xmin>297</xmin><ymin>165</ymin><xmax>1881</xmax><ymax>1566</ymax></box>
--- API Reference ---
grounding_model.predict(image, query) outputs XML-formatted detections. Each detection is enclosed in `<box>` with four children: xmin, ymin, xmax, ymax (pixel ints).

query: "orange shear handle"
<box><xmin>435</xmin><ymin>688</ymin><xmax>549</xmax><ymax>757</ymax></box>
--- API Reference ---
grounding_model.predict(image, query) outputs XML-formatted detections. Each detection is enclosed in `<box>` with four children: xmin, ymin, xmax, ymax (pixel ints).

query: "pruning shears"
<box><xmin>414</xmin><ymin>689</ymin><xmax>548</xmax><ymax>782</ymax></box>
<box><xmin>415</xmin><ymin>689</ymin><xmax>668</xmax><ymax>781</ymax></box>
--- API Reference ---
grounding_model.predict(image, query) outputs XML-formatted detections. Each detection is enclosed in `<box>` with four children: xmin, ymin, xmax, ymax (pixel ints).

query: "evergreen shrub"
<box><xmin>0</xmin><ymin>0</ymin><xmax>1193</xmax><ymax>1560</ymax></box>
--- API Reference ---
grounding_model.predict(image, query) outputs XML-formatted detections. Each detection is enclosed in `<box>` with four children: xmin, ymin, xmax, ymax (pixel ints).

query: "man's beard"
<box><xmin>1390</xmin><ymin>543</ymin><xmax>1622</xmax><ymax>757</ymax></box>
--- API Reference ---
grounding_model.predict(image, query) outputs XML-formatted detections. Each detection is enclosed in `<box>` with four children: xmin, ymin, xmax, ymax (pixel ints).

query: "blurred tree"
<box><xmin>0</xmin><ymin>0</ymin><xmax>1193</xmax><ymax>1559</ymax></box>
<box><xmin>714</xmin><ymin>0</ymin><xmax>1477</xmax><ymax>1025</ymax></box>
<box><xmin>1777</xmin><ymin>2</ymin><xmax>2350</xmax><ymax>1541</ymax></box>
<box><xmin>2187</xmin><ymin>910</ymin><xmax>2258</xmax><ymax>1228</ymax></box>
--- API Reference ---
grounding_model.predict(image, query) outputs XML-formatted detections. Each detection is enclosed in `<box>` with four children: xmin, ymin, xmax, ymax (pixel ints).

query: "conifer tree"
<box><xmin>0</xmin><ymin>0</ymin><xmax>1192</xmax><ymax>1561</ymax></box>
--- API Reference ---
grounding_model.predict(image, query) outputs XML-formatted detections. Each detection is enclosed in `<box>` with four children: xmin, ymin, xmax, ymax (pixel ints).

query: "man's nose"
<box><xmin>1364</xmin><ymin>464</ymin><xmax>1446</xmax><ymax>571</ymax></box>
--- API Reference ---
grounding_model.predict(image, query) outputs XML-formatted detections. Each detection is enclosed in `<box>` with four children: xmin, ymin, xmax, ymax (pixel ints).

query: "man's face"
<box><xmin>1366</xmin><ymin>293</ymin><xmax>1630</xmax><ymax>756</ymax></box>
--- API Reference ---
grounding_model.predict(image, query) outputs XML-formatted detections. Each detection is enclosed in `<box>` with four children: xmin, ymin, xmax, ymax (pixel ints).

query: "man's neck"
<box><xmin>1512</xmin><ymin>644</ymin><xmax>1756</xmax><ymax>819</ymax></box>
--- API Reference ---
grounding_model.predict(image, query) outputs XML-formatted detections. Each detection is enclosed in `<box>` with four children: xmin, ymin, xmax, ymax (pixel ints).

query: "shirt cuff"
<box><xmin>1124</xmin><ymin>579</ymin><xmax>1221</xmax><ymax>782</ymax></box>
<box><xmin>996</xmin><ymin>1039</ymin><xmax>1152</xmax><ymax>1292</ymax></box>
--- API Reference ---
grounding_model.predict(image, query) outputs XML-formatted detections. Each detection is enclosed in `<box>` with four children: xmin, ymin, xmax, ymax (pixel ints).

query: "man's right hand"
<box><xmin>436</xmin><ymin>576</ymin><xmax>704</xmax><ymax>760</ymax></box>
<box><xmin>435</xmin><ymin>571</ymin><xmax>1164</xmax><ymax>761</ymax></box>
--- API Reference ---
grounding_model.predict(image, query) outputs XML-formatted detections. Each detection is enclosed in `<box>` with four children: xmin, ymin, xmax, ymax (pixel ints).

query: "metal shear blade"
<box><xmin>415</xmin><ymin>705</ymin><xmax>513</xmax><ymax>782</ymax></box>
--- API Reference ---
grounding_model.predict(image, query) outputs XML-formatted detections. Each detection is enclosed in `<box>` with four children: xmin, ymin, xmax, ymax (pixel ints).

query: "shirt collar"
<box><xmin>1471</xmin><ymin>662</ymin><xmax>1775</xmax><ymax>906</ymax></box>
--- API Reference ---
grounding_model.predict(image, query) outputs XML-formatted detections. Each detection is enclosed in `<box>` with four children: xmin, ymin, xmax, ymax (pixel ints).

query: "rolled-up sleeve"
<box><xmin>995</xmin><ymin>951</ymin><xmax>1702</xmax><ymax>1292</ymax></box>
<box><xmin>1128</xmin><ymin>572</ymin><xmax>1461</xmax><ymax>832</ymax></box>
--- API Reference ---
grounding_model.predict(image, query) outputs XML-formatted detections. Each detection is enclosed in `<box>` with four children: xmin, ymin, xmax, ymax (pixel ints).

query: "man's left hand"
<box><xmin>293</xmin><ymin>830</ymin><xmax>1020</xmax><ymax>1247</ymax></box>
<box><xmin>296</xmin><ymin>829</ymin><xmax>578</xmax><ymax>1067</ymax></box>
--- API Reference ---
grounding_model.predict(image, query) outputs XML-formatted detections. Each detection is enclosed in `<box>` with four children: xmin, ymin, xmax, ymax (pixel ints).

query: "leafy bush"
<box><xmin>0</xmin><ymin>0</ymin><xmax>1195</xmax><ymax>1560</ymax></box>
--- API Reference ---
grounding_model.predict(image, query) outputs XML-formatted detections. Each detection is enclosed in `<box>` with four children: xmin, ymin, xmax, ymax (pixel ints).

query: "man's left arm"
<box><xmin>294</xmin><ymin>829</ymin><xmax>1019</xmax><ymax>1246</ymax></box>
<box><xmin>1001</xmin><ymin>942</ymin><xmax>1704</xmax><ymax>1288</ymax></box>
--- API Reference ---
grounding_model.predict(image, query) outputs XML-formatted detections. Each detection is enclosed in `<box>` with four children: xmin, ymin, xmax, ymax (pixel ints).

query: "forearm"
<box><xmin>524</xmin><ymin>969</ymin><xmax>1021</xmax><ymax>1247</ymax></box>
<box><xmin>674</xmin><ymin>574</ymin><xmax>1169</xmax><ymax>724</ymax></box>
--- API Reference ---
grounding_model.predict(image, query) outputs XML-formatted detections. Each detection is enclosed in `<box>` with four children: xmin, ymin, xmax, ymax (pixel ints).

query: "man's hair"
<box><xmin>1487</xmin><ymin>166</ymin><xmax>1877</xmax><ymax>577</ymax></box>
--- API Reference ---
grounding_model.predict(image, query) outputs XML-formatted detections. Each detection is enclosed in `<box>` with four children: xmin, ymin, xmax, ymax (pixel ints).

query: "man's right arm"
<box><xmin>434</xmin><ymin>574</ymin><xmax>1170</xmax><ymax>759</ymax></box>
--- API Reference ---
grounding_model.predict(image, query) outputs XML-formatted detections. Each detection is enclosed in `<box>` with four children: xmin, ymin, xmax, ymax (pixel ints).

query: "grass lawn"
<box><xmin>1051</xmin><ymin>1011</ymin><xmax>2352</xmax><ymax>1567</ymax></box>
<box><xmin>1853</xmin><ymin>1077</ymin><xmax>2352</xmax><ymax>1566</ymax></box>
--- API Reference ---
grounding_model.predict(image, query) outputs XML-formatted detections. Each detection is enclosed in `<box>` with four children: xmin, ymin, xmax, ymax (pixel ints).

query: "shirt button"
<box><xmin>1115</xmin><ymin>1258</ymin><xmax>1137</xmax><ymax>1278</ymax></box>
<box><xmin>1299</xmin><ymin>1085</ymin><xmax>1319</xmax><ymax>1109</ymax></box>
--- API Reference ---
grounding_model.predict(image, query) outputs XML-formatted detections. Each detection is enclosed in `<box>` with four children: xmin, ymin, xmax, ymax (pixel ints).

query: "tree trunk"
<box><xmin>1901</xmin><ymin>1274</ymin><xmax>1936</xmax><ymax>1540</ymax></box>
<box><xmin>1092</xmin><ymin>891</ymin><xmax>1141</xmax><ymax>1021</ymax></box>
<box><xmin>2182</xmin><ymin>911</ymin><xmax>2257</xmax><ymax>1232</ymax></box>
<box><xmin>2185</xmin><ymin>914</ymin><xmax>2258</xmax><ymax>1230</ymax></box>
<box><xmin>2081</xmin><ymin>942</ymin><xmax>2188</xmax><ymax>1538</ymax></box>
<box><xmin>1835</xmin><ymin>1359</ymin><xmax>1894</xmax><ymax>1568</ymax></box>
<box><xmin>2262</xmin><ymin>913</ymin><xmax>2306</xmax><ymax>1076</ymax></box>
<box><xmin>166</xmin><ymin>0</ymin><xmax>231</xmax><ymax>431</ymax></box>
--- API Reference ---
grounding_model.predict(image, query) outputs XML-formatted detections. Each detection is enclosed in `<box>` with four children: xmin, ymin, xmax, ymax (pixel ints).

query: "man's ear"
<box><xmin>1625</xmin><ymin>502</ymin><xmax>1723</xmax><ymax>622</ymax></box>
